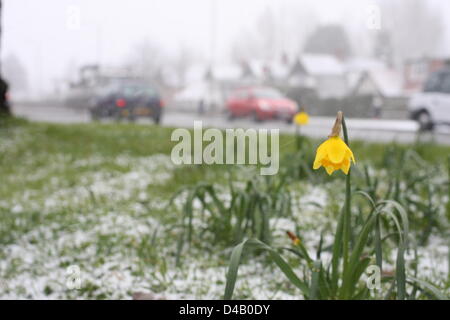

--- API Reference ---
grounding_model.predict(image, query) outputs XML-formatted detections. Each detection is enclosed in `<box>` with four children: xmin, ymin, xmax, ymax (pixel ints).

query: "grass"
<box><xmin>0</xmin><ymin>117</ymin><xmax>449</xmax><ymax>299</ymax></box>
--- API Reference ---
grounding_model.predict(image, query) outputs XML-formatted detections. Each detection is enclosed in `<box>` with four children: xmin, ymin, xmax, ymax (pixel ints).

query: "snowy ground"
<box><xmin>0</xmin><ymin>121</ymin><xmax>448</xmax><ymax>299</ymax></box>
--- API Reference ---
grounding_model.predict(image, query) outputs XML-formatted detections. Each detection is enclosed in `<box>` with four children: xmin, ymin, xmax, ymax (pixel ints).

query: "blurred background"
<box><xmin>2</xmin><ymin>0</ymin><xmax>450</xmax><ymax>141</ymax></box>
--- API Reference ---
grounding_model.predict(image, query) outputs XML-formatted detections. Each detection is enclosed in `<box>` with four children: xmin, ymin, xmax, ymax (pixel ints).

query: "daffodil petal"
<box><xmin>313</xmin><ymin>142</ymin><xmax>327</xmax><ymax>165</ymax></box>
<box><xmin>325</xmin><ymin>165</ymin><xmax>335</xmax><ymax>175</ymax></box>
<box><xmin>313</xmin><ymin>160</ymin><xmax>322</xmax><ymax>170</ymax></box>
<box><xmin>341</xmin><ymin>158</ymin><xmax>351</xmax><ymax>174</ymax></box>
<box><xmin>327</xmin><ymin>138</ymin><xmax>346</xmax><ymax>163</ymax></box>
<box><xmin>348</xmin><ymin>149</ymin><xmax>356</xmax><ymax>163</ymax></box>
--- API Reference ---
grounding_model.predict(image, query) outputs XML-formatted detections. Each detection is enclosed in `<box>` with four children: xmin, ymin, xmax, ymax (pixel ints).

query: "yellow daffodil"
<box><xmin>294</xmin><ymin>111</ymin><xmax>309</xmax><ymax>125</ymax></box>
<box><xmin>313</xmin><ymin>136</ymin><xmax>355</xmax><ymax>175</ymax></box>
<box><xmin>313</xmin><ymin>111</ymin><xmax>356</xmax><ymax>175</ymax></box>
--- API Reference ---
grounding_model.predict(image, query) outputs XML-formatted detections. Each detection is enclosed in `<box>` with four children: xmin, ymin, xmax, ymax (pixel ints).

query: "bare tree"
<box><xmin>125</xmin><ymin>39</ymin><xmax>166</xmax><ymax>83</ymax></box>
<box><xmin>379</xmin><ymin>0</ymin><xmax>443</xmax><ymax>65</ymax></box>
<box><xmin>3</xmin><ymin>54</ymin><xmax>28</xmax><ymax>93</ymax></box>
<box><xmin>373</xmin><ymin>30</ymin><xmax>394</xmax><ymax>67</ymax></box>
<box><xmin>303</xmin><ymin>24</ymin><xmax>352</xmax><ymax>60</ymax></box>
<box><xmin>231</xmin><ymin>5</ymin><xmax>318</xmax><ymax>63</ymax></box>
<box><xmin>172</xmin><ymin>46</ymin><xmax>195</xmax><ymax>87</ymax></box>
<box><xmin>231</xmin><ymin>28</ymin><xmax>261</xmax><ymax>63</ymax></box>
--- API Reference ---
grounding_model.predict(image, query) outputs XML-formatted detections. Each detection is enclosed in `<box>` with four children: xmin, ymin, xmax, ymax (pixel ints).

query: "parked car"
<box><xmin>408</xmin><ymin>67</ymin><xmax>450</xmax><ymax>131</ymax></box>
<box><xmin>173</xmin><ymin>81</ymin><xmax>224</xmax><ymax>114</ymax></box>
<box><xmin>89</xmin><ymin>80</ymin><xmax>164</xmax><ymax>123</ymax></box>
<box><xmin>226</xmin><ymin>86</ymin><xmax>298</xmax><ymax>122</ymax></box>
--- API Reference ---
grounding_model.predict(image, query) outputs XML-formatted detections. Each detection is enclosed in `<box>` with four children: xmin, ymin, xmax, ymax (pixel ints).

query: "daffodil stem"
<box><xmin>295</xmin><ymin>125</ymin><xmax>302</xmax><ymax>151</ymax></box>
<box><xmin>341</xmin><ymin>115</ymin><xmax>352</xmax><ymax>291</ymax></box>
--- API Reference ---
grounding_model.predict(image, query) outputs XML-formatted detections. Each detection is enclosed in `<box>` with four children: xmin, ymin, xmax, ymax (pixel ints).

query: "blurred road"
<box><xmin>11</xmin><ymin>102</ymin><xmax>450</xmax><ymax>145</ymax></box>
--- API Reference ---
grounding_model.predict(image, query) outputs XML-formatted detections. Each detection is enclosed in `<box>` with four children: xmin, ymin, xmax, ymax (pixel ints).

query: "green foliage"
<box><xmin>171</xmin><ymin>172</ymin><xmax>294</xmax><ymax>265</ymax></box>
<box><xmin>223</xmin><ymin>118</ymin><xmax>448</xmax><ymax>300</ymax></box>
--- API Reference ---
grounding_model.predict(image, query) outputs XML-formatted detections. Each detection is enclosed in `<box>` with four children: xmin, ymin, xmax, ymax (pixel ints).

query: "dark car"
<box><xmin>89</xmin><ymin>80</ymin><xmax>164</xmax><ymax>123</ymax></box>
<box><xmin>226</xmin><ymin>86</ymin><xmax>298</xmax><ymax>123</ymax></box>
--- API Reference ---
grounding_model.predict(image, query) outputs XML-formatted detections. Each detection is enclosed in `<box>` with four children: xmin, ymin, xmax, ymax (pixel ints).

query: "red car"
<box><xmin>226</xmin><ymin>86</ymin><xmax>298</xmax><ymax>122</ymax></box>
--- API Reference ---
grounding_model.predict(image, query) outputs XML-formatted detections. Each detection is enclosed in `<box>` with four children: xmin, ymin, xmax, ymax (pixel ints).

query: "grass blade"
<box><xmin>224</xmin><ymin>238</ymin><xmax>310</xmax><ymax>299</ymax></box>
<box><xmin>224</xmin><ymin>239</ymin><xmax>248</xmax><ymax>300</ymax></box>
<box><xmin>407</xmin><ymin>276</ymin><xmax>448</xmax><ymax>300</ymax></box>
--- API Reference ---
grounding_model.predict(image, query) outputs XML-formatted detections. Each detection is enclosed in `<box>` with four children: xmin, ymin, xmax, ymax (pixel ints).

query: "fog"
<box><xmin>3</xmin><ymin>0</ymin><xmax>450</xmax><ymax>97</ymax></box>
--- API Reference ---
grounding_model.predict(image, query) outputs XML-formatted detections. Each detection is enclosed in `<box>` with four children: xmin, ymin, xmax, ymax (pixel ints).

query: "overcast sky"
<box><xmin>3</xmin><ymin>0</ymin><xmax>450</xmax><ymax>96</ymax></box>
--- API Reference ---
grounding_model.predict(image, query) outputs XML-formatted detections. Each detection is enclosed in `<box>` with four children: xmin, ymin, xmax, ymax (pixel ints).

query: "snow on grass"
<box><xmin>0</xmin><ymin>123</ymin><xmax>448</xmax><ymax>299</ymax></box>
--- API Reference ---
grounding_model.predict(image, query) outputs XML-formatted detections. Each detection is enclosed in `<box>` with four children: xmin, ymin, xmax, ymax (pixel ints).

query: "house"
<box><xmin>240</xmin><ymin>58</ymin><xmax>291</xmax><ymax>84</ymax></box>
<box><xmin>241</xmin><ymin>60</ymin><xmax>268</xmax><ymax>82</ymax></box>
<box><xmin>173</xmin><ymin>63</ymin><xmax>243</xmax><ymax>113</ymax></box>
<box><xmin>288</xmin><ymin>54</ymin><xmax>348</xmax><ymax>99</ymax></box>
<box><xmin>344</xmin><ymin>58</ymin><xmax>408</xmax><ymax>118</ymax></box>
<box><xmin>403</xmin><ymin>57</ymin><xmax>449</xmax><ymax>93</ymax></box>
<box><xmin>266</xmin><ymin>60</ymin><xmax>291</xmax><ymax>83</ymax></box>
<box><xmin>350</xmin><ymin>69</ymin><xmax>404</xmax><ymax>98</ymax></box>
<box><xmin>184</xmin><ymin>65</ymin><xmax>209</xmax><ymax>85</ymax></box>
<box><xmin>346</xmin><ymin>58</ymin><xmax>404</xmax><ymax>98</ymax></box>
<box><xmin>207</xmin><ymin>64</ymin><xmax>244</xmax><ymax>92</ymax></box>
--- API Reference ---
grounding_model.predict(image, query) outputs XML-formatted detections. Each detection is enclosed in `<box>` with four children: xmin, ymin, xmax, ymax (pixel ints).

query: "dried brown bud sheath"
<box><xmin>329</xmin><ymin>111</ymin><xmax>343</xmax><ymax>138</ymax></box>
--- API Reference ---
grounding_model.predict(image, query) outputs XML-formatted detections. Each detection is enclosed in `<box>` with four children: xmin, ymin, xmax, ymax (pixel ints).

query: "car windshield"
<box><xmin>129</xmin><ymin>85</ymin><xmax>156</xmax><ymax>97</ymax></box>
<box><xmin>252</xmin><ymin>88</ymin><xmax>284</xmax><ymax>99</ymax></box>
<box><xmin>108</xmin><ymin>82</ymin><xmax>155</xmax><ymax>96</ymax></box>
<box><xmin>423</xmin><ymin>72</ymin><xmax>443</xmax><ymax>92</ymax></box>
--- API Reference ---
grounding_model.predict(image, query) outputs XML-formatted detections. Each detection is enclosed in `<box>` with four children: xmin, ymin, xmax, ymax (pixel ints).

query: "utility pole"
<box><xmin>208</xmin><ymin>0</ymin><xmax>217</xmax><ymax>112</ymax></box>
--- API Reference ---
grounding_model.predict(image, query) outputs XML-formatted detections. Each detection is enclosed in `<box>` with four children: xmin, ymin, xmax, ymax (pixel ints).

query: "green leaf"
<box><xmin>396</xmin><ymin>240</ymin><xmax>406</xmax><ymax>300</ymax></box>
<box><xmin>224</xmin><ymin>239</ymin><xmax>310</xmax><ymax>299</ymax></box>
<box><xmin>407</xmin><ymin>276</ymin><xmax>448</xmax><ymax>300</ymax></box>
<box><xmin>341</xmin><ymin>212</ymin><xmax>376</xmax><ymax>299</ymax></box>
<box><xmin>331</xmin><ymin>208</ymin><xmax>345</xmax><ymax>294</ymax></box>
<box><xmin>224</xmin><ymin>239</ymin><xmax>248</xmax><ymax>300</ymax></box>
<box><xmin>309</xmin><ymin>260</ymin><xmax>322</xmax><ymax>300</ymax></box>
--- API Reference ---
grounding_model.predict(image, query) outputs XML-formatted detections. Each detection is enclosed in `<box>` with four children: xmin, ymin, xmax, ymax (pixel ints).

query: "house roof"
<box><xmin>344</xmin><ymin>58</ymin><xmax>404</xmax><ymax>97</ymax></box>
<box><xmin>353</xmin><ymin>68</ymin><xmax>404</xmax><ymax>97</ymax></box>
<box><xmin>266</xmin><ymin>61</ymin><xmax>290</xmax><ymax>79</ymax></box>
<box><xmin>210</xmin><ymin>65</ymin><xmax>242</xmax><ymax>81</ymax></box>
<box><xmin>246</xmin><ymin>60</ymin><xmax>269</xmax><ymax>78</ymax></box>
<box><xmin>185</xmin><ymin>65</ymin><xmax>208</xmax><ymax>83</ymax></box>
<box><xmin>244</xmin><ymin>59</ymin><xmax>290</xmax><ymax>79</ymax></box>
<box><xmin>345</xmin><ymin>58</ymin><xmax>385</xmax><ymax>73</ymax></box>
<box><xmin>369</xmin><ymin>69</ymin><xmax>404</xmax><ymax>97</ymax></box>
<box><xmin>298</xmin><ymin>54</ymin><xmax>345</xmax><ymax>75</ymax></box>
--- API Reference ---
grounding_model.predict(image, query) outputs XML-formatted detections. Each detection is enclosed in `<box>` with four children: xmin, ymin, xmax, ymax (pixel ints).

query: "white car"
<box><xmin>408</xmin><ymin>68</ymin><xmax>450</xmax><ymax>131</ymax></box>
<box><xmin>173</xmin><ymin>82</ymin><xmax>224</xmax><ymax>113</ymax></box>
